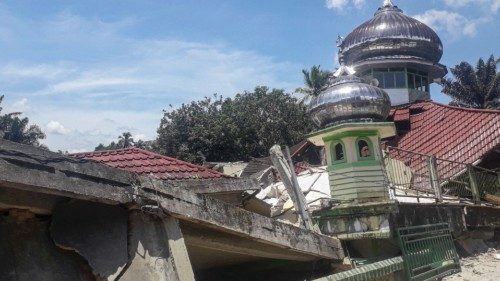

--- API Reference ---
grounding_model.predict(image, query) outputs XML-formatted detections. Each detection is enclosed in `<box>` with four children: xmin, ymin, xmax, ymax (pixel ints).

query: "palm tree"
<box><xmin>0</xmin><ymin>95</ymin><xmax>46</xmax><ymax>146</ymax></box>
<box><xmin>118</xmin><ymin>132</ymin><xmax>134</xmax><ymax>148</ymax></box>
<box><xmin>442</xmin><ymin>55</ymin><xmax>500</xmax><ymax>109</ymax></box>
<box><xmin>295</xmin><ymin>65</ymin><xmax>332</xmax><ymax>97</ymax></box>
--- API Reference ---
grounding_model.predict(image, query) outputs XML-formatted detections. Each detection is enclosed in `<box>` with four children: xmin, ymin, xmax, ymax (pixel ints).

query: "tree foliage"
<box><xmin>94</xmin><ymin>132</ymin><xmax>153</xmax><ymax>151</ymax></box>
<box><xmin>442</xmin><ymin>55</ymin><xmax>500</xmax><ymax>109</ymax></box>
<box><xmin>295</xmin><ymin>65</ymin><xmax>332</xmax><ymax>97</ymax></box>
<box><xmin>0</xmin><ymin>95</ymin><xmax>46</xmax><ymax>147</ymax></box>
<box><xmin>156</xmin><ymin>86</ymin><xmax>314</xmax><ymax>164</ymax></box>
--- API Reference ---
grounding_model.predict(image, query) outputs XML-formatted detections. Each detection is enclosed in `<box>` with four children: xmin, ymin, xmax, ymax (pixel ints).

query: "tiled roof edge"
<box><xmin>391</xmin><ymin>100</ymin><xmax>500</xmax><ymax>114</ymax></box>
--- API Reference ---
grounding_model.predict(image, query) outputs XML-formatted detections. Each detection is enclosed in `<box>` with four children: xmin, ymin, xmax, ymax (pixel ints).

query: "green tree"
<box><xmin>295</xmin><ymin>65</ymin><xmax>332</xmax><ymax>97</ymax></box>
<box><xmin>118</xmin><ymin>132</ymin><xmax>133</xmax><ymax>148</ymax></box>
<box><xmin>156</xmin><ymin>87</ymin><xmax>314</xmax><ymax>164</ymax></box>
<box><xmin>94</xmin><ymin>132</ymin><xmax>153</xmax><ymax>151</ymax></box>
<box><xmin>442</xmin><ymin>55</ymin><xmax>500</xmax><ymax>109</ymax></box>
<box><xmin>0</xmin><ymin>95</ymin><xmax>46</xmax><ymax>147</ymax></box>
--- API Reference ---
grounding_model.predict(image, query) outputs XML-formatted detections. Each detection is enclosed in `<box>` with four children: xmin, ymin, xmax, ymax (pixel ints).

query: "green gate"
<box><xmin>397</xmin><ymin>223</ymin><xmax>461</xmax><ymax>281</ymax></box>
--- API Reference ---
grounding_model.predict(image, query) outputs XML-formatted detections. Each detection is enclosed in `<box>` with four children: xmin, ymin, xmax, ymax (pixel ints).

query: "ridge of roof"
<box><xmin>392</xmin><ymin>100</ymin><xmax>500</xmax><ymax>114</ymax></box>
<box><xmin>70</xmin><ymin>147</ymin><xmax>226</xmax><ymax>180</ymax></box>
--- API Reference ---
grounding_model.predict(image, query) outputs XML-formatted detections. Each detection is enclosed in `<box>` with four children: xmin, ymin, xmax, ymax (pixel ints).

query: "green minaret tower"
<box><xmin>307</xmin><ymin>66</ymin><xmax>396</xmax><ymax>239</ymax></box>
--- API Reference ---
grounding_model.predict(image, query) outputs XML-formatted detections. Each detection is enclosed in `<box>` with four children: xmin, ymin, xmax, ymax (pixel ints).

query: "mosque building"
<box><xmin>338</xmin><ymin>0</ymin><xmax>447</xmax><ymax>105</ymax></box>
<box><xmin>314</xmin><ymin>0</ymin><xmax>500</xmax><ymax>170</ymax></box>
<box><xmin>300</xmin><ymin>0</ymin><xmax>499</xmax><ymax>249</ymax></box>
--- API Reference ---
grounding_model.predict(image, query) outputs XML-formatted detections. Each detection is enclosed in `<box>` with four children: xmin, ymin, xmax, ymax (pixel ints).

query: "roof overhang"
<box><xmin>352</xmin><ymin>58</ymin><xmax>447</xmax><ymax>81</ymax></box>
<box><xmin>307</xmin><ymin>122</ymin><xmax>396</xmax><ymax>146</ymax></box>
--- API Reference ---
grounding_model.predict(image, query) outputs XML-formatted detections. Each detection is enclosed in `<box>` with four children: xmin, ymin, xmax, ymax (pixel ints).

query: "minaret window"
<box><xmin>363</xmin><ymin>68</ymin><xmax>407</xmax><ymax>89</ymax></box>
<box><xmin>331</xmin><ymin>141</ymin><xmax>346</xmax><ymax>163</ymax></box>
<box><xmin>407</xmin><ymin>69</ymin><xmax>430</xmax><ymax>92</ymax></box>
<box><xmin>361</xmin><ymin>67</ymin><xmax>430</xmax><ymax>92</ymax></box>
<box><xmin>356</xmin><ymin>138</ymin><xmax>374</xmax><ymax>160</ymax></box>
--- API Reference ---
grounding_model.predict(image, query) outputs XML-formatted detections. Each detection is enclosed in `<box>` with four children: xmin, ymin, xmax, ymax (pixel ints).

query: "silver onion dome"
<box><xmin>308</xmin><ymin>66</ymin><xmax>391</xmax><ymax>128</ymax></box>
<box><xmin>339</xmin><ymin>0</ymin><xmax>443</xmax><ymax>66</ymax></box>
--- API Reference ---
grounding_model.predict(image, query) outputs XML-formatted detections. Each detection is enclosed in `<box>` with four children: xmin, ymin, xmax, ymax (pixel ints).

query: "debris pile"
<box><xmin>443</xmin><ymin>249</ymin><xmax>500</xmax><ymax>281</ymax></box>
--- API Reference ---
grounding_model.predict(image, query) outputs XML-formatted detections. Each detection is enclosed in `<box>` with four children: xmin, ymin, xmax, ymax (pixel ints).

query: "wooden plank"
<box><xmin>329</xmin><ymin>170</ymin><xmax>385</xmax><ymax>179</ymax></box>
<box><xmin>330</xmin><ymin>176</ymin><xmax>386</xmax><ymax>186</ymax></box>
<box><xmin>332</xmin><ymin>187</ymin><xmax>387</xmax><ymax>196</ymax></box>
<box><xmin>334</xmin><ymin>192</ymin><xmax>388</xmax><ymax>201</ymax></box>
<box><xmin>332</xmin><ymin>181</ymin><xmax>387</xmax><ymax>191</ymax></box>
<box><xmin>163</xmin><ymin>217</ymin><xmax>195</xmax><ymax>281</ymax></box>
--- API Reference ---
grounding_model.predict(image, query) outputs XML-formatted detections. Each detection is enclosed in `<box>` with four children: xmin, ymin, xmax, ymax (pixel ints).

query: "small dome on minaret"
<box><xmin>308</xmin><ymin>65</ymin><xmax>391</xmax><ymax>128</ymax></box>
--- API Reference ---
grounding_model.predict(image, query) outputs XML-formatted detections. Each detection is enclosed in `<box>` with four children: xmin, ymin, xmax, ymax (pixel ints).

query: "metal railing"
<box><xmin>397</xmin><ymin>223</ymin><xmax>461</xmax><ymax>281</ymax></box>
<box><xmin>384</xmin><ymin>146</ymin><xmax>500</xmax><ymax>204</ymax></box>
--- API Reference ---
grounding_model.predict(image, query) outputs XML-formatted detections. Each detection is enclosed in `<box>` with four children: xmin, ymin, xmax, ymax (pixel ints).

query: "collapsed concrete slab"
<box><xmin>0</xmin><ymin>139</ymin><xmax>344</xmax><ymax>280</ymax></box>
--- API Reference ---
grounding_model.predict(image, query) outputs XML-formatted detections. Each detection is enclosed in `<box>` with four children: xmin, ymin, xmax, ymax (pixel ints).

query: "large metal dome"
<box><xmin>339</xmin><ymin>0</ymin><xmax>443</xmax><ymax>65</ymax></box>
<box><xmin>308</xmin><ymin>66</ymin><xmax>391</xmax><ymax>128</ymax></box>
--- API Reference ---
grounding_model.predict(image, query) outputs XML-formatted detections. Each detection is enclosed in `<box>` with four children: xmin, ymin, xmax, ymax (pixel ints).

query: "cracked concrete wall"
<box><xmin>50</xmin><ymin>201</ymin><xmax>129</xmax><ymax>280</ymax></box>
<box><xmin>0</xmin><ymin>210</ymin><xmax>95</xmax><ymax>281</ymax></box>
<box><xmin>0</xmin><ymin>200</ymin><xmax>185</xmax><ymax>281</ymax></box>
<box><xmin>120</xmin><ymin>211</ymin><xmax>180</xmax><ymax>281</ymax></box>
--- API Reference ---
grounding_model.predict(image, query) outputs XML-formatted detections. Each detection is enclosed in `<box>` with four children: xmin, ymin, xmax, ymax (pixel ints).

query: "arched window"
<box><xmin>356</xmin><ymin>138</ymin><xmax>374</xmax><ymax>160</ymax></box>
<box><xmin>331</xmin><ymin>141</ymin><xmax>346</xmax><ymax>163</ymax></box>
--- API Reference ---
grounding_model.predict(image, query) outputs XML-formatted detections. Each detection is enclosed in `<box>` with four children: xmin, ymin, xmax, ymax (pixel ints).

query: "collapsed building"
<box><xmin>0</xmin><ymin>140</ymin><xmax>344</xmax><ymax>281</ymax></box>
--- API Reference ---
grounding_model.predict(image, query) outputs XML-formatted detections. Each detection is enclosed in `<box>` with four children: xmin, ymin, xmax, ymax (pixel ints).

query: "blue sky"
<box><xmin>0</xmin><ymin>0</ymin><xmax>498</xmax><ymax>152</ymax></box>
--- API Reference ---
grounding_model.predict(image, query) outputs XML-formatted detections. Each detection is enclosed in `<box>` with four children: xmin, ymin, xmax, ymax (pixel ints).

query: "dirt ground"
<box><xmin>443</xmin><ymin>249</ymin><xmax>500</xmax><ymax>281</ymax></box>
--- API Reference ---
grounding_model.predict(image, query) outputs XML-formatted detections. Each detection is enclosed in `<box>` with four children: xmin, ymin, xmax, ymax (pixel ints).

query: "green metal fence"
<box><xmin>384</xmin><ymin>146</ymin><xmax>500</xmax><ymax>204</ymax></box>
<box><xmin>397</xmin><ymin>223</ymin><xmax>461</xmax><ymax>281</ymax></box>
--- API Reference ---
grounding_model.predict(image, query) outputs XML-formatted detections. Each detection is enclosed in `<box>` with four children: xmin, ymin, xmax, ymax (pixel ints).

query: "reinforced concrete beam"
<box><xmin>0</xmin><ymin>139</ymin><xmax>343</xmax><ymax>261</ymax></box>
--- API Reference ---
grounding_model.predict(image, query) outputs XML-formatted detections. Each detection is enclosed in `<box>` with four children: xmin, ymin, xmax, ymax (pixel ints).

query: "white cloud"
<box><xmin>0</xmin><ymin>9</ymin><xmax>301</xmax><ymax>152</ymax></box>
<box><xmin>443</xmin><ymin>0</ymin><xmax>474</xmax><ymax>7</ymax></box>
<box><xmin>325</xmin><ymin>0</ymin><xmax>365</xmax><ymax>11</ymax></box>
<box><xmin>15</xmin><ymin>36</ymin><xmax>298</xmax><ymax>151</ymax></box>
<box><xmin>493</xmin><ymin>0</ymin><xmax>500</xmax><ymax>12</ymax></box>
<box><xmin>46</xmin><ymin>120</ymin><xmax>71</xmax><ymax>135</ymax></box>
<box><xmin>414</xmin><ymin>10</ymin><xmax>480</xmax><ymax>39</ymax></box>
<box><xmin>47</xmin><ymin>76</ymin><xmax>144</xmax><ymax>94</ymax></box>
<box><xmin>326</xmin><ymin>0</ymin><xmax>348</xmax><ymax>10</ymax></box>
<box><xmin>38</xmin><ymin>109</ymin><xmax>159</xmax><ymax>152</ymax></box>
<box><xmin>133</xmin><ymin>134</ymin><xmax>147</xmax><ymax>141</ymax></box>
<box><xmin>25</xmin><ymin>39</ymin><xmax>297</xmax><ymax>98</ymax></box>
<box><xmin>10</xmin><ymin>98</ymin><xmax>30</xmax><ymax>112</ymax></box>
<box><xmin>443</xmin><ymin>0</ymin><xmax>500</xmax><ymax>13</ymax></box>
<box><xmin>353</xmin><ymin>0</ymin><xmax>366</xmax><ymax>9</ymax></box>
<box><xmin>0</xmin><ymin>63</ymin><xmax>74</xmax><ymax>80</ymax></box>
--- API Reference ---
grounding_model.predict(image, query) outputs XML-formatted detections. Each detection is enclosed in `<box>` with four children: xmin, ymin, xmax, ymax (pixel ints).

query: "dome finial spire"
<box><xmin>383</xmin><ymin>0</ymin><xmax>394</xmax><ymax>7</ymax></box>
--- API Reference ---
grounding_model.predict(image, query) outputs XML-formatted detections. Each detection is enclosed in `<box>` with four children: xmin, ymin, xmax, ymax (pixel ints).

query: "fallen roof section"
<box><xmin>0</xmin><ymin>139</ymin><xmax>343</xmax><ymax>261</ymax></box>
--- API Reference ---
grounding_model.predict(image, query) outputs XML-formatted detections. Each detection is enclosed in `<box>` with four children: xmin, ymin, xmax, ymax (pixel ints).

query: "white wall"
<box><xmin>384</xmin><ymin>88</ymin><xmax>409</xmax><ymax>105</ymax></box>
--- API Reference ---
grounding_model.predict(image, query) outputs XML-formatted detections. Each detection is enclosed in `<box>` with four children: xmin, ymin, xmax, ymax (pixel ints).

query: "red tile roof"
<box><xmin>70</xmin><ymin>147</ymin><xmax>227</xmax><ymax>180</ymax></box>
<box><xmin>388</xmin><ymin>101</ymin><xmax>500</xmax><ymax>165</ymax></box>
